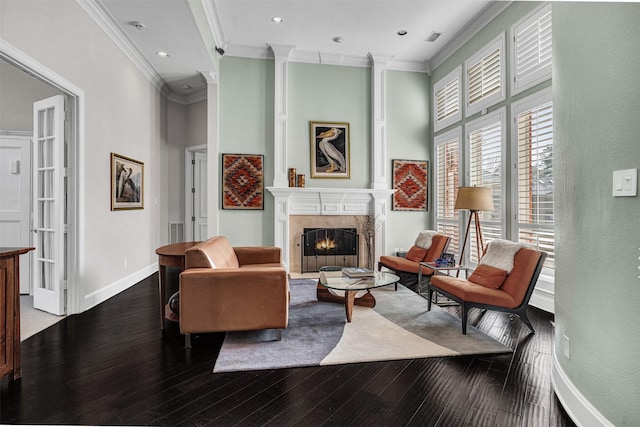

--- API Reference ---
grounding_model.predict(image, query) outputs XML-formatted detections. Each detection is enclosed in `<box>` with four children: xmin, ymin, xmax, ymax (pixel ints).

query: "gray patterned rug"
<box><xmin>213</xmin><ymin>279</ymin><xmax>511</xmax><ymax>373</ymax></box>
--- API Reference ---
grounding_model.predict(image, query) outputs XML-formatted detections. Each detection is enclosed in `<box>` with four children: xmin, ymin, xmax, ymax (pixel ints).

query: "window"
<box><xmin>512</xmin><ymin>88</ymin><xmax>554</xmax><ymax>275</ymax></box>
<box><xmin>465</xmin><ymin>108</ymin><xmax>506</xmax><ymax>263</ymax></box>
<box><xmin>434</xmin><ymin>127</ymin><xmax>462</xmax><ymax>256</ymax></box>
<box><xmin>434</xmin><ymin>66</ymin><xmax>461</xmax><ymax>132</ymax></box>
<box><xmin>465</xmin><ymin>33</ymin><xmax>506</xmax><ymax>117</ymax></box>
<box><xmin>511</xmin><ymin>3</ymin><xmax>552</xmax><ymax>95</ymax></box>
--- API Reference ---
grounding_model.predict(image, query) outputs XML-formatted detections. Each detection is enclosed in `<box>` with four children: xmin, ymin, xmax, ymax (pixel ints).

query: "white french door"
<box><xmin>32</xmin><ymin>95</ymin><xmax>66</xmax><ymax>315</ymax></box>
<box><xmin>186</xmin><ymin>146</ymin><xmax>208</xmax><ymax>242</ymax></box>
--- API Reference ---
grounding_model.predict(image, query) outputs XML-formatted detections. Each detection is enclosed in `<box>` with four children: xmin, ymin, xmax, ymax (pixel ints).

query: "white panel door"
<box><xmin>193</xmin><ymin>151</ymin><xmax>207</xmax><ymax>241</ymax></box>
<box><xmin>32</xmin><ymin>95</ymin><xmax>66</xmax><ymax>315</ymax></box>
<box><xmin>0</xmin><ymin>136</ymin><xmax>32</xmax><ymax>293</ymax></box>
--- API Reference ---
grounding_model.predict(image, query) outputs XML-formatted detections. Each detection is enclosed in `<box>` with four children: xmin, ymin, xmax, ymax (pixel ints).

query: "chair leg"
<box><xmin>276</xmin><ymin>329</ymin><xmax>282</xmax><ymax>341</ymax></box>
<box><xmin>427</xmin><ymin>287</ymin><xmax>432</xmax><ymax>311</ymax></box>
<box><xmin>517</xmin><ymin>309</ymin><xmax>536</xmax><ymax>334</ymax></box>
<box><xmin>185</xmin><ymin>333</ymin><xmax>192</xmax><ymax>349</ymax></box>
<box><xmin>461</xmin><ymin>304</ymin><xmax>468</xmax><ymax>334</ymax></box>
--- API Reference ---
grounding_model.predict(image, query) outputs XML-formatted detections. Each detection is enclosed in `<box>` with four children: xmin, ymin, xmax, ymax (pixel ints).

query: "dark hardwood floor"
<box><xmin>1</xmin><ymin>271</ymin><xmax>575</xmax><ymax>426</ymax></box>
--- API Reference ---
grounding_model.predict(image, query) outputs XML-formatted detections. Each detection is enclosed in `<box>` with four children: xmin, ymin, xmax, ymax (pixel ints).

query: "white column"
<box><xmin>266</xmin><ymin>187</ymin><xmax>291</xmax><ymax>271</ymax></box>
<box><xmin>369</xmin><ymin>54</ymin><xmax>393</xmax><ymax>190</ymax></box>
<box><xmin>269</xmin><ymin>44</ymin><xmax>295</xmax><ymax>188</ymax></box>
<box><xmin>200</xmin><ymin>70</ymin><xmax>220</xmax><ymax>237</ymax></box>
<box><xmin>372</xmin><ymin>190</ymin><xmax>392</xmax><ymax>265</ymax></box>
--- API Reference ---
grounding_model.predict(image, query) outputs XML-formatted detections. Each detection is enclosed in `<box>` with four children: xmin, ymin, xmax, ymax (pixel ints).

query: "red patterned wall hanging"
<box><xmin>222</xmin><ymin>154</ymin><xmax>264</xmax><ymax>210</ymax></box>
<box><xmin>392</xmin><ymin>159</ymin><xmax>428</xmax><ymax>211</ymax></box>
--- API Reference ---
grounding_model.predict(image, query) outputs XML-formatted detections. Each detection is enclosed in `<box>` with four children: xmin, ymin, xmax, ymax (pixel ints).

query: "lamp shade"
<box><xmin>454</xmin><ymin>186</ymin><xmax>494</xmax><ymax>211</ymax></box>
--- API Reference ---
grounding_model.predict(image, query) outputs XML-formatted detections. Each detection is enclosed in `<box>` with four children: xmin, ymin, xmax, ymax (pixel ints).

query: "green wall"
<box><xmin>386</xmin><ymin>70</ymin><xmax>432</xmax><ymax>252</ymax></box>
<box><xmin>288</xmin><ymin>62</ymin><xmax>371</xmax><ymax>188</ymax></box>
<box><xmin>219</xmin><ymin>58</ymin><xmax>432</xmax><ymax>253</ymax></box>
<box><xmin>554</xmin><ymin>3</ymin><xmax>640</xmax><ymax>425</ymax></box>
<box><xmin>219</xmin><ymin>56</ymin><xmax>275</xmax><ymax>245</ymax></box>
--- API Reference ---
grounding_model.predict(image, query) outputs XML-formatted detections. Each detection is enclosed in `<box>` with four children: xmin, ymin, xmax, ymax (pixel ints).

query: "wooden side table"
<box><xmin>155</xmin><ymin>242</ymin><xmax>200</xmax><ymax>330</ymax></box>
<box><xmin>1</xmin><ymin>247</ymin><xmax>35</xmax><ymax>381</ymax></box>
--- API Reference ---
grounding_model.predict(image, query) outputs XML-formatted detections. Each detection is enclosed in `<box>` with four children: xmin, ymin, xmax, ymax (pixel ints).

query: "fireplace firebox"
<box><xmin>301</xmin><ymin>228</ymin><xmax>359</xmax><ymax>273</ymax></box>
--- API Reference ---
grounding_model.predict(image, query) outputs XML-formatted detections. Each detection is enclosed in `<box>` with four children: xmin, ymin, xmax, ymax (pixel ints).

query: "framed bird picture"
<box><xmin>111</xmin><ymin>152</ymin><xmax>144</xmax><ymax>210</ymax></box>
<box><xmin>310</xmin><ymin>121</ymin><xmax>350</xmax><ymax>179</ymax></box>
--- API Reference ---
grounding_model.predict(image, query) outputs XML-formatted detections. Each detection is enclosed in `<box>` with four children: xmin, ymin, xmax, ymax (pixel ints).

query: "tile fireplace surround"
<box><xmin>266</xmin><ymin>187</ymin><xmax>395</xmax><ymax>272</ymax></box>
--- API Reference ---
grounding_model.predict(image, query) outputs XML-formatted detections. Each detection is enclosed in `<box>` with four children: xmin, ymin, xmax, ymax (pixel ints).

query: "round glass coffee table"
<box><xmin>316</xmin><ymin>267</ymin><xmax>400</xmax><ymax>322</ymax></box>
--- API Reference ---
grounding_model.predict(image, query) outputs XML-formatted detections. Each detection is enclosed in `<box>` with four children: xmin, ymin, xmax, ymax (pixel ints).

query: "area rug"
<box><xmin>213</xmin><ymin>279</ymin><xmax>511</xmax><ymax>373</ymax></box>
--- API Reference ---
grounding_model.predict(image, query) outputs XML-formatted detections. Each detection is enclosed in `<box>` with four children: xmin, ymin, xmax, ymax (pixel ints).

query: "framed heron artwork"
<box><xmin>310</xmin><ymin>121</ymin><xmax>350</xmax><ymax>179</ymax></box>
<box><xmin>111</xmin><ymin>152</ymin><xmax>144</xmax><ymax>210</ymax></box>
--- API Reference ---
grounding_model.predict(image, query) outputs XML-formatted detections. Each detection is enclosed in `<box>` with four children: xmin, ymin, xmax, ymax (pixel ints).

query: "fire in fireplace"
<box><xmin>301</xmin><ymin>228</ymin><xmax>358</xmax><ymax>272</ymax></box>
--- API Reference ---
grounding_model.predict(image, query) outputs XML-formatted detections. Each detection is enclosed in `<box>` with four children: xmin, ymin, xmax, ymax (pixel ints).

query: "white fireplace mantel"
<box><xmin>266</xmin><ymin>187</ymin><xmax>394</xmax><ymax>271</ymax></box>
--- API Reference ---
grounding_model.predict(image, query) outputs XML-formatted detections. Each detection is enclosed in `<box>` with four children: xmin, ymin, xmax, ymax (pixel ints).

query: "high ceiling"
<box><xmin>97</xmin><ymin>0</ymin><xmax>499</xmax><ymax>101</ymax></box>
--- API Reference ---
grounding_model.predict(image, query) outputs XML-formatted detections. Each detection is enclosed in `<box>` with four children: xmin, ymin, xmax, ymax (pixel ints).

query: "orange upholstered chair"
<box><xmin>378</xmin><ymin>231</ymin><xmax>451</xmax><ymax>290</ymax></box>
<box><xmin>428</xmin><ymin>240</ymin><xmax>547</xmax><ymax>334</ymax></box>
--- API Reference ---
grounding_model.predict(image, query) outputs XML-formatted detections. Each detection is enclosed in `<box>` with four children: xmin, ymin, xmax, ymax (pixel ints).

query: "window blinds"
<box><xmin>435</xmin><ymin>136</ymin><xmax>461</xmax><ymax>255</ymax></box>
<box><xmin>436</xmin><ymin>79</ymin><xmax>460</xmax><ymax>123</ymax></box>
<box><xmin>516</xmin><ymin>101</ymin><xmax>554</xmax><ymax>270</ymax></box>
<box><xmin>468</xmin><ymin>48</ymin><xmax>502</xmax><ymax>106</ymax></box>
<box><xmin>513</xmin><ymin>5</ymin><xmax>552</xmax><ymax>93</ymax></box>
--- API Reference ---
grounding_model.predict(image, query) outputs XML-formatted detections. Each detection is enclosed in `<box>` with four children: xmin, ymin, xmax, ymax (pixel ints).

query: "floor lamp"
<box><xmin>454</xmin><ymin>187</ymin><xmax>494</xmax><ymax>267</ymax></box>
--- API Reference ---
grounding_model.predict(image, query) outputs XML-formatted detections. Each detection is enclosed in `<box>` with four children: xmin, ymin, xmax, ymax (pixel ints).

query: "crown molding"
<box><xmin>167</xmin><ymin>87</ymin><xmax>208</xmax><ymax>105</ymax></box>
<box><xmin>430</xmin><ymin>1</ymin><xmax>513</xmax><ymax>71</ymax></box>
<box><xmin>199</xmin><ymin>0</ymin><xmax>226</xmax><ymax>49</ymax></box>
<box><xmin>225</xmin><ymin>43</ymin><xmax>428</xmax><ymax>73</ymax></box>
<box><xmin>75</xmin><ymin>0</ymin><xmax>165</xmax><ymax>93</ymax></box>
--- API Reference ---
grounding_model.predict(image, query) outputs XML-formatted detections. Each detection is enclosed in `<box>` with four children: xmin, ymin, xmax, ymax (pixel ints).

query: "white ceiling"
<box><xmin>97</xmin><ymin>0</ymin><xmax>499</xmax><ymax>101</ymax></box>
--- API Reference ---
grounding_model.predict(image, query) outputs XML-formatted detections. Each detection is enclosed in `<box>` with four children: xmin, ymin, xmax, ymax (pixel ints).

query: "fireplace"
<box><xmin>301</xmin><ymin>228</ymin><xmax>358</xmax><ymax>272</ymax></box>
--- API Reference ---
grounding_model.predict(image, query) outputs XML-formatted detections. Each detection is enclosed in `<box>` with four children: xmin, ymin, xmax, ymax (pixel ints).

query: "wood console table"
<box><xmin>155</xmin><ymin>242</ymin><xmax>200</xmax><ymax>330</ymax></box>
<box><xmin>1</xmin><ymin>247</ymin><xmax>34</xmax><ymax>381</ymax></box>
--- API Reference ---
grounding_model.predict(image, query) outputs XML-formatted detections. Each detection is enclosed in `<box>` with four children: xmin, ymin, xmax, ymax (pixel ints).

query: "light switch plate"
<box><xmin>612</xmin><ymin>168</ymin><xmax>637</xmax><ymax>197</ymax></box>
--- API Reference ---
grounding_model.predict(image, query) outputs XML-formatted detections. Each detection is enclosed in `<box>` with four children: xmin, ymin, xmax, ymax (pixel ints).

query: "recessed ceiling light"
<box><xmin>332</xmin><ymin>36</ymin><xmax>344</xmax><ymax>44</ymax></box>
<box><xmin>156</xmin><ymin>51</ymin><xmax>170</xmax><ymax>58</ymax></box>
<box><xmin>397</xmin><ymin>30</ymin><xmax>408</xmax><ymax>36</ymax></box>
<box><xmin>182</xmin><ymin>85</ymin><xmax>192</xmax><ymax>90</ymax></box>
<box><xmin>425</xmin><ymin>32</ymin><xmax>442</xmax><ymax>43</ymax></box>
<box><xmin>271</xmin><ymin>16</ymin><xmax>283</xmax><ymax>23</ymax></box>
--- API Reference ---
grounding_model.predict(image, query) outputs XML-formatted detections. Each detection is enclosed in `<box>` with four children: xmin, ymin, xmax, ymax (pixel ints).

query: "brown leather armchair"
<box><xmin>178</xmin><ymin>236</ymin><xmax>289</xmax><ymax>347</ymax></box>
<box><xmin>428</xmin><ymin>242</ymin><xmax>547</xmax><ymax>334</ymax></box>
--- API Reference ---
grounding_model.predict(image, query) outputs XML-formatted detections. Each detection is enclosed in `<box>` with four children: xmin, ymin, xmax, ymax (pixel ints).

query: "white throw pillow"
<box><xmin>479</xmin><ymin>239</ymin><xmax>533</xmax><ymax>273</ymax></box>
<box><xmin>415</xmin><ymin>230</ymin><xmax>438</xmax><ymax>249</ymax></box>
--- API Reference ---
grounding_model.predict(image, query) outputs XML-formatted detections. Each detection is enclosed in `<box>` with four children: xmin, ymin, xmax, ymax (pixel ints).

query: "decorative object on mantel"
<box><xmin>111</xmin><ymin>152</ymin><xmax>144</xmax><ymax>210</ymax></box>
<box><xmin>310</xmin><ymin>121</ymin><xmax>350</xmax><ymax>179</ymax></box>
<box><xmin>392</xmin><ymin>159</ymin><xmax>428</xmax><ymax>211</ymax></box>
<box><xmin>288</xmin><ymin>168</ymin><xmax>297</xmax><ymax>187</ymax></box>
<box><xmin>297</xmin><ymin>174</ymin><xmax>305</xmax><ymax>188</ymax></box>
<box><xmin>355</xmin><ymin>214</ymin><xmax>379</xmax><ymax>269</ymax></box>
<box><xmin>222</xmin><ymin>153</ymin><xmax>264</xmax><ymax>210</ymax></box>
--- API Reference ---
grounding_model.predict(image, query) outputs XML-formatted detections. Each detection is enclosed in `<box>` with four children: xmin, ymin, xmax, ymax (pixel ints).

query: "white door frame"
<box><xmin>184</xmin><ymin>144</ymin><xmax>207</xmax><ymax>242</ymax></box>
<box><xmin>1</xmin><ymin>40</ymin><xmax>85</xmax><ymax>315</ymax></box>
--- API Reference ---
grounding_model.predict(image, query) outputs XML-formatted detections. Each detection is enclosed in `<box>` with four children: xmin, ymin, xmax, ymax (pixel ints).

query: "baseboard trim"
<box><xmin>529</xmin><ymin>287</ymin><xmax>554</xmax><ymax>313</ymax></box>
<box><xmin>83</xmin><ymin>263</ymin><xmax>157</xmax><ymax>311</ymax></box>
<box><xmin>551</xmin><ymin>349</ymin><xmax>614</xmax><ymax>427</ymax></box>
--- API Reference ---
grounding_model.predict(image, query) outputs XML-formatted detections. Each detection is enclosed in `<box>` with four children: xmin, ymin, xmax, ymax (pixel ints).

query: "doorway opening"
<box><xmin>1</xmin><ymin>44</ymin><xmax>83</xmax><ymax>317</ymax></box>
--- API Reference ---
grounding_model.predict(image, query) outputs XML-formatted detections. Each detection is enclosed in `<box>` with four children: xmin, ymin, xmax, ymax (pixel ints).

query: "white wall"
<box><xmin>0</xmin><ymin>0</ymin><xmax>169</xmax><ymax>304</ymax></box>
<box><xmin>0</xmin><ymin>62</ymin><xmax>62</xmax><ymax>131</ymax></box>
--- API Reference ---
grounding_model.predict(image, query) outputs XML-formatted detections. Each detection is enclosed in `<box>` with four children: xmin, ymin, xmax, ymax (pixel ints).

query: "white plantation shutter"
<box><xmin>514</xmin><ymin>90</ymin><xmax>554</xmax><ymax>273</ymax></box>
<box><xmin>466</xmin><ymin>109</ymin><xmax>506</xmax><ymax>263</ymax></box>
<box><xmin>434</xmin><ymin>128</ymin><xmax>462</xmax><ymax>256</ymax></box>
<box><xmin>468</xmin><ymin>48</ymin><xmax>501</xmax><ymax>105</ymax></box>
<box><xmin>465</xmin><ymin>33</ymin><xmax>505</xmax><ymax>117</ymax></box>
<box><xmin>434</xmin><ymin>66</ymin><xmax>461</xmax><ymax>132</ymax></box>
<box><xmin>512</xmin><ymin>4</ymin><xmax>552</xmax><ymax>94</ymax></box>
